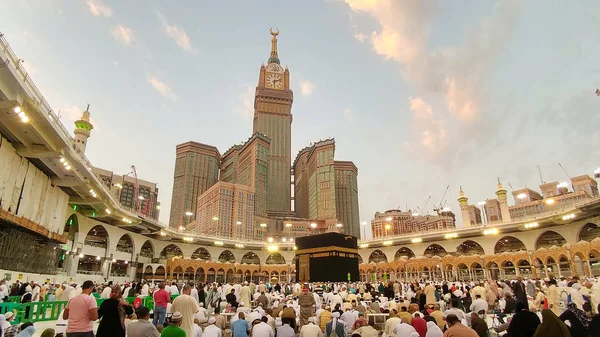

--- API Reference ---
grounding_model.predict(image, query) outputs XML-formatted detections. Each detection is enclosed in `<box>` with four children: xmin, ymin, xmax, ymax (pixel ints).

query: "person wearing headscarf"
<box><xmin>15</xmin><ymin>325</ymin><xmax>35</xmax><ymax>337</ymax></box>
<box><xmin>325</xmin><ymin>312</ymin><xmax>345</xmax><ymax>337</ymax></box>
<box><xmin>533</xmin><ymin>309</ymin><xmax>571</xmax><ymax>337</ymax></box>
<box><xmin>590</xmin><ymin>304</ymin><xmax>600</xmax><ymax>337</ymax></box>
<box><xmin>425</xmin><ymin>321</ymin><xmax>442</xmax><ymax>337</ymax></box>
<box><xmin>392</xmin><ymin>317</ymin><xmax>418</xmax><ymax>337</ymax></box>
<box><xmin>505</xmin><ymin>301</ymin><xmax>541</xmax><ymax>337</ymax></box>
<box><xmin>411</xmin><ymin>312</ymin><xmax>427</xmax><ymax>337</ymax></box>
<box><xmin>352</xmin><ymin>320</ymin><xmax>378</xmax><ymax>337</ymax></box>
<box><xmin>96</xmin><ymin>286</ymin><xmax>134</xmax><ymax>337</ymax></box>
<box><xmin>39</xmin><ymin>328</ymin><xmax>55</xmax><ymax>337</ymax></box>
<box><xmin>569</xmin><ymin>283</ymin><xmax>585</xmax><ymax>311</ymax></box>
<box><xmin>559</xmin><ymin>303</ymin><xmax>590</xmax><ymax>337</ymax></box>
<box><xmin>0</xmin><ymin>314</ymin><xmax>7</xmax><ymax>334</ymax></box>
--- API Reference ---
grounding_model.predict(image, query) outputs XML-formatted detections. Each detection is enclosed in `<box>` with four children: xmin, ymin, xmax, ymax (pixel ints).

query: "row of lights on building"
<box><xmin>122</xmin><ymin>217</ymin><xmax>132</xmax><ymax>224</ymax></box>
<box><xmin>77</xmin><ymin>253</ymin><xmax>127</xmax><ymax>264</ymax></box>
<box><xmin>562</xmin><ymin>213</ymin><xmax>576</xmax><ymax>221</ymax></box>
<box><xmin>524</xmin><ymin>222</ymin><xmax>539</xmax><ymax>229</ymax></box>
<box><xmin>59</xmin><ymin>157</ymin><xmax>71</xmax><ymax>170</ymax></box>
<box><xmin>89</xmin><ymin>189</ymin><xmax>97</xmax><ymax>198</ymax></box>
<box><xmin>13</xmin><ymin>106</ymin><xmax>29</xmax><ymax>123</ymax></box>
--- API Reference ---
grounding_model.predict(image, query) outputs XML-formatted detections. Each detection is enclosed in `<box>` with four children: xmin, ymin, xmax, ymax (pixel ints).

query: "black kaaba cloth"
<box><xmin>295</xmin><ymin>232</ymin><xmax>359</xmax><ymax>282</ymax></box>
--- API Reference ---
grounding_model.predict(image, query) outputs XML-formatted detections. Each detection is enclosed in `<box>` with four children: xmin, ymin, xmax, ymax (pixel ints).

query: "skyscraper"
<box><xmin>169</xmin><ymin>141</ymin><xmax>220</xmax><ymax>229</ymax></box>
<box><xmin>253</xmin><ymin>29</ymin><xmax>293</xmax><ymax>215</ymax></box>
<box><xmin>334</xmin><ymin>161</ymin><xmax>360</xmax><ymax>236</ymax></box>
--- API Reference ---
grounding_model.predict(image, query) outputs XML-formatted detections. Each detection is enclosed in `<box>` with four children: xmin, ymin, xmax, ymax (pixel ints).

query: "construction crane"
<box><xmin>433</xmin><ymin>185</ymin><xmax>450</xmax><ymax>215</ymax></box>
<box><xmin>508</xmin><ymin>183</ymin><xmax>515</xmax><ymax>191</ymax></box>
<box><xmin>538</xmin><ymin>165</ymin><xmax>546</xmax><ymax>184</ymax></box>
<box><xmin>558</xmin><ymin>163</ymin><xmax>575</xmax><ymax>190</ymax></box>
<box><xmin>419</xmin><ymin>195</ymin><xmax>432</xmax><ymax>216</ymax></box>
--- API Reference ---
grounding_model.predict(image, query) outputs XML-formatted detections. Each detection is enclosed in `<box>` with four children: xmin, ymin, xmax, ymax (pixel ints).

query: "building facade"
<box><xmin>192</xmin><ymin>181</ymin><xmax>255</xmax><ymax>240</ymax></box>
<box><xmin>371</xmin><ymin>209</ymin><xmax>455</xmax><ymax>239</ymax></box>
<box><xmin>93</xmin><ymin>167</ymin><xmax>160</xmax><ymax>220</ymax></box>
<box><xmin>334</xmin><ymin>161</ymin><xmax>360</xmax><ymax>237</ymax></box>
<box><xmin>169</xmin><ymin>142</ymin><xmax>220</xmax><ymax>229</ymax></box>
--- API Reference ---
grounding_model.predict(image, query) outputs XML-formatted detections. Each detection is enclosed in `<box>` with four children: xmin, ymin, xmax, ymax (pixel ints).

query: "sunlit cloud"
<box><xmin>156</xmin><ymin>11</ymin><xmax>198</xmax><ymax>53</ymax></box>
<box><xmin>110</xmin><ymin>25</ymin><xmax>135</xmax><ymax>45</ymax></box>
<box><xmin>300</xmin><ymin>80</ymin><xmax>315</xmax><ymax>96</ymax></box>
<box><xmin>233</xmin><ymin>86</ymin><xmax>255</xmax><ymax>119</ymax></box>
<box><xmin>86</xmin><ymin>0</ymin><xmax>112</xmax><ymax>17</ymax></box>
<box><xmin>148</xmin><ymin>76</ymin><xmax>177</xmax><ymax>101</ymax></box>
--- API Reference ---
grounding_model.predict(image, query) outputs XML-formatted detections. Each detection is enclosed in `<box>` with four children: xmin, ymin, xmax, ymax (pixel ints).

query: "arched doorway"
<box><xmin>207</xmin><ymin>268</ymin><xmax>216</xmax><ymax>283</ymax></box>
<box><xmin>184</xmin><ymin>267</ymin><xmax>195</xmax><ymax>281</ymax></box>
<box><xmin>241</xmin><ymin>252</ymin><xmax>260</xmax><ymax>265</ymax></box>
<box><xmin>424</xmin><ymin>244</ymin><xmax>447</xmax><ymax>257</ymax></box>
<box><xmin>144</xmin><ymin>265</ymin><xmax>153</xmax><ymax>280</ymax></box>
<box><xmin>501</xmin><ymin>261</ymin><xmax>516</xmax><ymax>278</ymax></box>
<box><xmin>155</xmin><ymin>266</ymin><xmax>165</xmax><ymax>281</ymax></box>
<box><xmin>487</xmin><ymin>262</ymin><xmax>500</xmax><ymax>280</ymax></box>
<box><xmin>116</xmin><ymin>234</ymin><xmax>134</xmax><ymax>254</ymax></box>
<box><xmin>266</xmin><ymin>253</ymin><xmax>286</xmax><ymax>265</ymax></box>
<box><xmin>456</xmin><ymin>241</ymin><xmax>485</xmax><ymax>256</ymax></box>
<box><xmin>494</xmin><ymin>236</ymin><xmax>526</xmax><ymax>254</ymax></box>
<box><xmin>191</xmin><ymin>247</ymin><xmax>211</xmax><ymax>260</ymax></box>
<box><xmin>579</xmin><ymin>223</ymin><xmax>600</xmax><ymax>242</ymax></box>
<box><xmin>546</xmin><ymin>257</ymin><xmax>558</xmax><ymax>277</ymax></box>
<box><xmin>536</xmin><ymin>231</ymin><xmax>567</xmax><ymax>249</ymax></box>
<box><xmin>471</xmin><ymin>262</ymin><xmax>484</xmax><ymax>280</ymax></box>
<box><xmin>559</xmin><ymin>255</ymin><xmax>571</xmax><ymax>277</ymax></box>
<box><xmin>517</xmin><ymin>260</ymin><xmax>532</xmax><ymax>278</ymax></box>
<box><xmin>457</xmin><ymin>263</ymin><xmax>469</xmax><ymax>280</ymax></box>
<box><xmin>173</xmin><ymin>266</ymin><xmax>184</xmax><ymax>281</ymax></box>
<box><xmin>63</xmin><ymin>214</ymin><xmax>79</xmax><ymax>241</ymax></box>
<box><xmin>196</xmin><ymin>267</ymin><xmax>205</xmax><ymax>282</ymax></box>
<box><xmin>218</xmin><ymin>250</ymin><xmax>236</xmax><ymax>263</ymax></box>
<box><xmin>160</xmin><ymin>244</ymin><xmax>184</xmax><ymax>259</ymax></box>
<box><xmin>84</xmin><ymin>225</ymin><xmax>109</xmax><ymax>251</ymax></box>
<box><xmin>368</xmin><ymin>250</ymin><xmax>387</xmax><ymax>263</ymax></box>
<box><xmin>140</xmin><ymin>240</ymin><xmax>154</xmax><ymax>259</ymax></box>
<box><xmin>589</xmin><ymin>250</ymin><xmax>600</xmax><ymax>276</ymax></box>
<box><xmin>394</xmin><ymin>247</ymin><xmax>415</xmax><ymax>260</ymax></box>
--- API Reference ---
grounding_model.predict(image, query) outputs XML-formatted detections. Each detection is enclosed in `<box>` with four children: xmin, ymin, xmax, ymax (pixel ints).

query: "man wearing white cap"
<box><xmin>299</xmin><ymin>317</ymin><xmax>322</xmax><ymax>337</ymax></box>
<box><xmin>161</xmin><ymin>312</ymin><xmax>185</xmax><ymax>337</ymax></box>
<box><xmin>203</xmin><ymin>317</ymin><xmax>222</xmax><ymax>337</ymax></box>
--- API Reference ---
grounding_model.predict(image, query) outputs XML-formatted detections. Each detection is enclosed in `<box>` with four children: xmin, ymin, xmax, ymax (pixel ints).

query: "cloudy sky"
<box><xmin>2</xmin><ymin>0</ymin><xmax>600</xmax><ymax>238</ymax></box>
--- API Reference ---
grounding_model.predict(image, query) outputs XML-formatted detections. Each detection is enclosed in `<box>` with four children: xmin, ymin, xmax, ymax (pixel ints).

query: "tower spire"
<box><xmin>268</xmin><ymin>28</ymin><xmax>280</xmax><ymax>65</ymax></box>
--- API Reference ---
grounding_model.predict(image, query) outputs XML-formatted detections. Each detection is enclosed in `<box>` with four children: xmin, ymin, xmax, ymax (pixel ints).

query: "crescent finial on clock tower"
<box><xmin>268</xmin><ymin>28</ymin><xmax>280</xmax><ymax>65</ymax></box>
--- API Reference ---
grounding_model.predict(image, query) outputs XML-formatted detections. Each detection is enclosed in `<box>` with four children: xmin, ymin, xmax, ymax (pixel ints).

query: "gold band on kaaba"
<box><xmin>295</xmin><ymin>246</ymin><xmax>358</xmax><ymax>255</ymax></box>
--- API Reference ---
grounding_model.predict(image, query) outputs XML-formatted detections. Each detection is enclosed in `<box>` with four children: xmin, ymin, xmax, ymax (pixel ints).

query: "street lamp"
<box><xmin>477</xmin><ymin>201</ymin><xmax>486</xmax><ymax>224</ymax></box>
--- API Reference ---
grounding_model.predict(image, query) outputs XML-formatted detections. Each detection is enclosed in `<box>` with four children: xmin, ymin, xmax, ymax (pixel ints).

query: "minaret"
<box><xmin>458</xmin><ymin>186</ymin><xmax>471</xmax><ymax>228</ymax></box>
<box><xmin>496</xmin><ymin>178</ymin><xmax>511</xmax><ymax>223</ymax></box>
<box><xmin>73</xmin><ymin>104</ymin><xmax>94</xmax><ymax>154</ymax></box>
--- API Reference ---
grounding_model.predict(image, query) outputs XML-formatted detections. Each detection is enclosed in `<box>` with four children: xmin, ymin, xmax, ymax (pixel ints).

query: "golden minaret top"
<box><xmin>268</xmin><ymin>28</ymin><xmax>280</xmax><ymax>64</ymax></box>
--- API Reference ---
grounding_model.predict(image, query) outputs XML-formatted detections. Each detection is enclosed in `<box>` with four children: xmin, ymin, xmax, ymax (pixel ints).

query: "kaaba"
<box><xmin>295</xmin><ymin>232</ymin><xmax>360</xmax><ymax>282</ymax></box>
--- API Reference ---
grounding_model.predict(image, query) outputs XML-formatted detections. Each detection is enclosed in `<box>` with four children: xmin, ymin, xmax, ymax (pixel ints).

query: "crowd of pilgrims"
<box><xmin>2</xmin><ymin>275</ymin><xmax>600</xmax><ymax>337</ymax></box>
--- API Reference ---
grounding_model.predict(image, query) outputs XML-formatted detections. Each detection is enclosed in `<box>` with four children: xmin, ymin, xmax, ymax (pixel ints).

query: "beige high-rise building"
<box><xmin>253</xmin><ymin>29</ymin><xmax>293</xmax><ymax>216</ymax></box>
<box><xmin>192</xmin><ymin>181</ymin><xmax>255</xmax><ymax>240</ymax></box>
<box><xmin>293</xmin><ymin>139</ymin><xmax>337</xmax><ymax>222</ymax></box>
<box><xmin>220</xmin><ymin>145</ymin><xmax>242</xmax><ymax>184</ymax></box>
<box><xmin>237</xmin><ymin>133</ymin><xmax>270</xmax><ymax>217</ymax></box>
<box><xmin>334</xmin><ymin>161</ymin><xmax>360</xmax><ymax>237</ymax></box>
<box><xmin>370</xmin><ymin>209</ymin><xmax>455</xmax><ymax>239</ymax></box>
<box><xmin>169</xmin><ymin>141</ymin><xmax>220</xmax><ymax>229</ymax></box>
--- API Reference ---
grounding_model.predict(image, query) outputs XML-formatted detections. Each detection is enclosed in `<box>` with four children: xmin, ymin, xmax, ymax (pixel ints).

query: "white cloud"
<box><xmin>300</xmin><ymin>80</ymin><xmax>316</xmax><ymax>96</ymax></box>
<box><xmin>157</xmin><ymin>11</ymin><xmax>197</xmax><ymax>53</ymax></box>
<box><xmin>403</xmin><ymin>97</ymin><xmax>448</xmax><ymax>157</ymax></box>
<box><xmin>86</xmin><ymin>0</ymin><xmax>112</xmax><ymax>17</ymax></box>
<box><xmin>112</xmin><ymin>61</ymin><xmax>119</xmax><ymax>67</ymax></box>
<box><xmin>343</xmin><ymin>0</ymin><xmax>523</xmax><ymax>163</ymax></box>
<box><xmin>148</xmin><ymin>76</ymin><xmax>177</xmax><ymax>101</ymax></box>
<box><xmin>343</xmin><ymin>107</ymin><xmax>355</xmax><ymax>123</ymax></box>
<box><xmin>233</xmin><ymin>86</ymin><xmax>255</xmax><ymax>119</ymax></box>
<box><xmin>110</xmin><ymin>25</ymin><xmax>135</xmax><ymax>45</ymax></box>
<box><xmin>353</xmin><ymin>33</ymin><xmax>366</xmax><ymax>43</ymax></box>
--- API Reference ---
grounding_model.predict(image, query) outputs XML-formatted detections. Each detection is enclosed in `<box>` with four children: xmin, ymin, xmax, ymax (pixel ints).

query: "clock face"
<box><xmin>266</xmin><ymin>73</ymin><xmax>283</xmax><ymax>89</ymax></box>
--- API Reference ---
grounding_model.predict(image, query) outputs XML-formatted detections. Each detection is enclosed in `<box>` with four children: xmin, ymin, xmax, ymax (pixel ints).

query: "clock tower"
<box><xmin>253</xmin><ymin>28</ymin><xmax>294</xmax><ymax>215</ymax></box>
